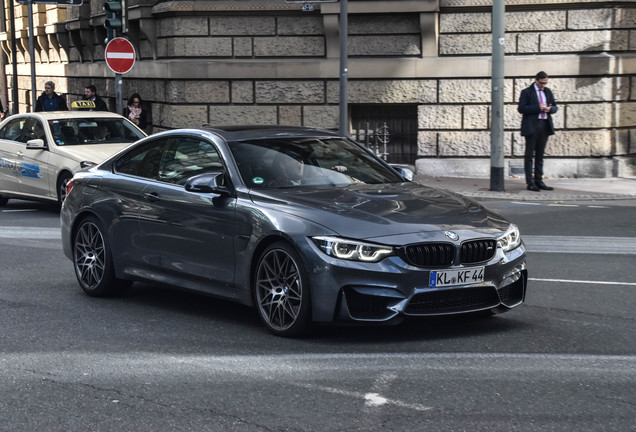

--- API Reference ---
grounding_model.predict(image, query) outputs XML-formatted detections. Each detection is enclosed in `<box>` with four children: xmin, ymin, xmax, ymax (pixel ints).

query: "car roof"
<box><xmin>200</xmin><ymin>125</ymin><xmax>344</xmax><ymax>141</ymax></box>
<box><xmin>6</xmin><ymin>112</ymin><xmax>127</xmax><ymax>121</ymax></box>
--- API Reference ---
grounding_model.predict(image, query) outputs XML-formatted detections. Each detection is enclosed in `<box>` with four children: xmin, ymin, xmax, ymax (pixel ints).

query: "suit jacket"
<box><xmin>80</xmin><ymin>95</ymin><xmax>109</xmax><ymax>112</ymax></box>
<box><xmin>518</xmin><ymin>84</ymin><xmax>557</xmax><ymax>136</ymax></box>
<box><xmin>35</xmin><ymin>92</ymin><xmax>69</xmax><ymax>112</ymax></box>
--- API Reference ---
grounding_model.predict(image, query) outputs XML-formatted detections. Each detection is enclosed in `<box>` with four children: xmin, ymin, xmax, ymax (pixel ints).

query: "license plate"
<box><xmin>429</xmin><ymin>267</ymin><xmax>484</xmax><ymax>287</ymax></box>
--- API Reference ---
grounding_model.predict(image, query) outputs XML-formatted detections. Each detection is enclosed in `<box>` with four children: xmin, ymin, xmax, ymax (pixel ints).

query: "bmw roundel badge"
<box><xmin>445</xmin><ymin>231</ymin><xmax>459</xmax><ymax>241</ymax></box>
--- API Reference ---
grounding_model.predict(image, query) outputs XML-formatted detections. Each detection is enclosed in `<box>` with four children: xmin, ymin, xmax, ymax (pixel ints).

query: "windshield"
<box><xmin>229</xmin><ymin>137</ymin><xmax>403</xmax><ymax>188</ymax></box>
<box><xmin>48</xmin><ymin>118</ymin><xmax>145</xmax><ymax>146</ymax></box>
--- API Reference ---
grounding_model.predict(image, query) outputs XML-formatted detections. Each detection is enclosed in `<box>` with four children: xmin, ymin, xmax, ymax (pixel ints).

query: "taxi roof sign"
<box><xmin>71</xmin><ymin>100</ymin><xmax>96</xmax><ymax>109</ymax></box>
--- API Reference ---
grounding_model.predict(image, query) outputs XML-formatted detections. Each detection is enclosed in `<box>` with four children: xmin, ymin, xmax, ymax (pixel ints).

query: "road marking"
<box><xmin>1</xmin><ymin>209</ymin><xmax>39</xmax><ymax>213</ymax></box>
<box><xmin>529</xmin><ymin>277</ymin><xmax>636</xmax><ymax>287</ymax></box>
<box><xmin>504</xmin><ymin>202</ymin><xmax>611</xmax><ymax>209</ymax></box>
<box><xmin>510</xmin><ymin>201</ymin><xmax>542</xmax><ymax>206</ymax></box>
<box><xmin>2</xmin><ymin>352</ymin><xmax>635</xmax><ymax>375</ymax></box>
<box><xmin>0</xmin><ymin>227</ymin><xmax>61</xmax><ymax>239</ymax></box>
<box><xmin>365</xmin><ymin>393</ymin><xmax>388</xmax><ymax>407</ymax></box>
<box><xmin>524</xmin><ymin>235</ymin><xmax>636</xmax><ymax>255</ymax></box>
<box><xmin>296</xmin><ymin>383</ymin><xmax>432</xmax><ymax>412</ymax></box>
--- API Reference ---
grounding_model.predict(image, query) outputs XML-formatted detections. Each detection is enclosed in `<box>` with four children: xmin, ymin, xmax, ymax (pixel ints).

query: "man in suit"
<box><xmin>81</xmin><ymin>85</ymin><xmax>109</xmax><ymax>111</ymax></box>
<box><xmin>518</xmin><ymin>71</ymin><xmax>558</xmax><ymax>191</ymax></box>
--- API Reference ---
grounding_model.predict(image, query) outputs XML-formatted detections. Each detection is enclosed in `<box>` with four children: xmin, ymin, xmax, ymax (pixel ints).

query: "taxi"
<box><xmin>0</xmin><ymin>108</ymin><xmax>146</xmax><ymax>206</ymax></box>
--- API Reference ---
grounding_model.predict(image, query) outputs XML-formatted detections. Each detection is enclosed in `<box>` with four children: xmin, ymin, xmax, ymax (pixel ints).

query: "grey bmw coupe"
<box><xmin>61</xmin><ymin>126</ymin><xmax>527</xmax><ymax>336</ymax></box>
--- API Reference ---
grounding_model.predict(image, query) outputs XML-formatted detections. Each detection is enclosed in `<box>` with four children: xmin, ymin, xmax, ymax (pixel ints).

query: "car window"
<box><xmin>0</xmin><ymin>118</ymin><xmax>28</xmax><ymax>142</ymax></box>
<box><xmin>114</xmin><ymin>137</ymin><xmax>224</xmax><ymax>185</ymax></box>
<box><xmin>48</xmin><ymin>118</ymin><xmax>145</xmax><ymax>146</ymax></box>
<box><xmin>229</xmin><ymin>137</ymin><xmax>403</xmax><ymax>188</ymax></box>
<box><xmin>115</xmin><ymin>140</ymin><xmax>167</xmax><ymax>180</ymax></box>
<box><xmin>159</xmin><ymin>138</ymin><xmax>224</xmax><ymax>185</ymax></box>
<box><xmin>23</xmin><ymin>119</ymin><xmax>46</xmax><ymax>142</ymax></box>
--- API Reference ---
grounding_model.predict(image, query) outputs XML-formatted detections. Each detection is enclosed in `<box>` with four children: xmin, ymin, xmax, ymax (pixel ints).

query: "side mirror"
<box><xmin>26</xmin><ymin>139</ymin><xmax>46</xmax><ymax>150</ymax></box>
<box><xmin>185</xmin><ymin>172</ymin><xmax>230</xmax><ymax>195</ymax></box>
<box><xmin>391</xmin><ymin>165</ymin><xmax>414</xmax><ymax>182</ymax></box>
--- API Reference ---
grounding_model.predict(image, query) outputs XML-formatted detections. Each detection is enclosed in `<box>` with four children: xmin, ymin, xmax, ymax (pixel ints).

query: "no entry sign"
<box><xmin>105</xmin><ymin>37</ymin><xmax>135</xmax><ymax>74</ymax></box>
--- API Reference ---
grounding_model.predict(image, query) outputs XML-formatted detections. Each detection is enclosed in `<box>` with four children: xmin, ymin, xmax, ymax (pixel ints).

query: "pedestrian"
<box><xmin>518</xmin><ymin>71</ymin><xmax>558</xmax><ymax>191</ymax></box>
<box><xmin>82</xmin><ymin>85</ymin><xmax>109</xmax><ymax>111</ymax></box>
<box><xmin>123</xmin><ymin>93</ymin><xmax>147</xmax><ymax>131</ymax></box>
<box><xmin>35</xmin><ymin>81</ymin><xmax>69</xmax><ymax>112</ymax></box>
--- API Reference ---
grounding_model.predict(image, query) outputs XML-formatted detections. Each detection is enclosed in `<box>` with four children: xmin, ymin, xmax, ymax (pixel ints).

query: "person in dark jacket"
<box><xmin>518</xmin><ymin>71</ymin><xmax>558</xmax><ymax>192</ymax></box>
<box><xmin>35</xmin><ymin>81</ymin><xmax>68</xmax><ymax>112</ymax></box>
<box><xmin>123</xmin><ymin>93</ymin><xmax>148</xmax><ymax>131</ymax></box>
<box><xmin>82</xmin><ymin>85</ymin><xmax>109</xmax><ymax>111</ymax></box>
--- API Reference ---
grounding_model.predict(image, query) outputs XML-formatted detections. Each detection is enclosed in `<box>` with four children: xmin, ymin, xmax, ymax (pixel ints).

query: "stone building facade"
<box><xmin>1</xmin><ymin>0</ymin><xmax>634</xmax><ymax>177</ymax></box>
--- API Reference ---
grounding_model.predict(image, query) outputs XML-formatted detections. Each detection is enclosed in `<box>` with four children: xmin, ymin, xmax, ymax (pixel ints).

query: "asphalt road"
<box><xmin>0</xmin><ymin>198</ymin><xmax>634</xmax><ymax>431</ymax></box>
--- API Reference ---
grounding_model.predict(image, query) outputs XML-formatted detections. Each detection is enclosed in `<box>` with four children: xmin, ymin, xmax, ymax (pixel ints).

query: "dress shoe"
<box><xmin>527</xmin><ymin>184</ymin><xmax>540</xmax><ymax>192</ymax></box>
<box><xmin>536</xmin><ymin>182</ymin><xmax>553</xmax><ymax>191</ymax></box>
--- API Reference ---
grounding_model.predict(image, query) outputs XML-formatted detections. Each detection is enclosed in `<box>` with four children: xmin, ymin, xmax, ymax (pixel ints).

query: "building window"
<box><xmin>350</xmin><ymin>104</ymin><xmax>418</xmax><ymax>165</ymax></box>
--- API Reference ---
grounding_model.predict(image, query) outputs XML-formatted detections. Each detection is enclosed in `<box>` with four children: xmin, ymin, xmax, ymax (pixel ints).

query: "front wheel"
<box><xmin>73</xmin><ymin>216</ymin><xmax>130</xmax><ymax>297</ymax></box>
<box><xmin>254</xmin><ymin>242</ymin><xmax>311</xmax><ymax>337</ymax></box>
<box><xmin>57</xmin><ymin>172</ymin><xmax>73</xmax><ymax>205</ymax></box>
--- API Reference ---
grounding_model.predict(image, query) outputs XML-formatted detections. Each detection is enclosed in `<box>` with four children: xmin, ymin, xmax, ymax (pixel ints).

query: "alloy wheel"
<box><xmin>255</xmin><ymin>248</ymin><xmax>304</xmax><ymax>332</ymax></box>
<box><xmin>74</xmin><ymin>221</ymin><xmax>106</xmax><ymax>290</ymax></box>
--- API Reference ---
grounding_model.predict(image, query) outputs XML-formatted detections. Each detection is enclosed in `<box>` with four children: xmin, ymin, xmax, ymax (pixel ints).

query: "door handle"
<box><xmin>17</xmin><ymin>151</ymin><xmax>23</xmax><ymax>158</ymax></box>
<box><xmin>143</xmin><ymin>192</ymin><xmax>161</xmax><ymax>202</ymax></box>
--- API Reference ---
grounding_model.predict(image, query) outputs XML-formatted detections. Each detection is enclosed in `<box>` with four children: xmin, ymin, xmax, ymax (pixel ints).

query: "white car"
<box><xmin>0</xmin><ymin>111</ymin><xmax>146</xmax><ymax>206</ymax></box>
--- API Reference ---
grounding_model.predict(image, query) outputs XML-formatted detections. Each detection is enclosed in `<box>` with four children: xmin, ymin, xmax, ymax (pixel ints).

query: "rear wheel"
<box><xmin>57</xmin><ymin>172</ymin><xmax>72</xmax><ymax>205</ymax></box>
<box><xmin>73</xmin><ymin>216</ymin><xmax>130</xmax><ymax>297</ymax></box>
<box><xmin>254</xmin><ymin>242</ymin><xmax>311</xmax><ymax>337</ymax></box>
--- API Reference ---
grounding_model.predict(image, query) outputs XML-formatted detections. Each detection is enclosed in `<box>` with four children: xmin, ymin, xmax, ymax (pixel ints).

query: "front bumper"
<box><xmin>305</xmin><ymin>241</ymin><xmax>528</xmax><ymax>323</ymax></box>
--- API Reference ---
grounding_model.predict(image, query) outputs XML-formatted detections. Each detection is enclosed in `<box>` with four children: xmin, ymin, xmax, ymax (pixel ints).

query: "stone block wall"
<box><xmin>1</xmin><ymin>0</ymin><xmax>635</xmax><ymax>177</ymax></box>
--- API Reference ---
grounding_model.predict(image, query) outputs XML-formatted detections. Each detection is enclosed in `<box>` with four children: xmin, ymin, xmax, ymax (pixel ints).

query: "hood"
<box><xmin>249</xmin><ymin>182</ymin><xmax>510</xmax><ymax>240</ymax></box>
<box><xmin>53</xmin><ymin>143</ymin><xmax>131</xmax><ymax>165</ymax></box>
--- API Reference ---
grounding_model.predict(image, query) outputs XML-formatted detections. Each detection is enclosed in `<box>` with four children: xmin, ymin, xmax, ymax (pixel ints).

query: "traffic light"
<box><xmin>104</xmin><ymin>0</ymin><xmax>127</xmax><ymax>38</ymax></box>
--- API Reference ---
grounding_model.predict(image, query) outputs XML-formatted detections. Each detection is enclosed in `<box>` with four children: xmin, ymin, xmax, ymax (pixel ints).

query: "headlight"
<box><xmin>497</xmin><ymin>224</ymin><xmax>521</xmax><ymax>252</ymax></box>
<box><xmin>312</xmin><ymin>236</ymin><xmax>394</xmax><ymax>263</ymax></box>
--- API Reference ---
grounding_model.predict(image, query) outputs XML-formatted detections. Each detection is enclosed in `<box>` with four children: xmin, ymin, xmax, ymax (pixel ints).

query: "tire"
<box><xmin>72</xmin><ymin>216</ymin><xmax>130</xmax><ymax>297</ymax></box>
<box><xmin>57</xmin><ymin>172</ymin><xmax>73</xmax><ymax>205</ymax></box>
<box><xmin>254</xmin><ymin>242</ymin><xmax>312</xmax><ymax>337</ymax></box>
<box><xmin>0</xmin><ymin>196</ymin><xmax>8</xmax><ymax>207</ymax></box>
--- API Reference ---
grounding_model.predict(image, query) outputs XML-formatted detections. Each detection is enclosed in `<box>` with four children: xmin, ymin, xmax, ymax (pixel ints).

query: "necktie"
<box><xmin>539</xmin><ymin>90</ymin><xmax>546</xmax><ymax>119</ymax></box>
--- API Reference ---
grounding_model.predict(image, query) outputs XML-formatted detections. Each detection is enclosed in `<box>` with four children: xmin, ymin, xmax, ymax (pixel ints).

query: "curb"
<box><xmin>413</xmin><ymin>176</ymin><xmax>636</xmax><ymax>201</ymax></box>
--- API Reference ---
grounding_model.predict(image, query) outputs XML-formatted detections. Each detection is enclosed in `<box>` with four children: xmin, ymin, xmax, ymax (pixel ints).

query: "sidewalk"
<box><xmin>413</xmin><ymin>175</ymin><xmax>636</xmax><ymax>201</ymax></box>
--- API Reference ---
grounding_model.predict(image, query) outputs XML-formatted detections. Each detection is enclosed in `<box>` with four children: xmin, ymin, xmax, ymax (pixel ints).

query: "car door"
<box><xmin>109</xmin><ymin>139</ymin><xmax>168</xmax><ymax>270</ymax></box>
<box><xmin>17</xmin><ymin>118</ymin><xmax>52</xmax><ymax>199</ymax></box>
<box><xmin>0</xmin><ymin>117</ymin><xmax>26</xmax><ymax>194</ymax></box>
<box><xmin>136</xmin><ymin>136</ymin><xmax>238</xmax><ymax>296</ymax></box>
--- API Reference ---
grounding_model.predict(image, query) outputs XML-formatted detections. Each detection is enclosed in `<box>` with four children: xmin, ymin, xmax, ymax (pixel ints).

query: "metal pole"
<box><xmin>116</xmin><ymin>73</ymin><xmax>123</xmax><ymax>114</ymax></box>
<box><xmin>339</xmin><ymin>0</ymin><xmax>348</xmax><ymax>136</ymax></box>
<box><xmin>27</xmin><ymin>0</ymin><xmax>36</xmax><ymax>111</ymax></box>
<box><xmin>9</xmin><ymin>0</ymin><xmax>18</xmax><ymax>114</ymax></box>
<box><xmin>490</xmin><ymin>0</ymin><xmax>505</xmax><ymax>191</ymax></box>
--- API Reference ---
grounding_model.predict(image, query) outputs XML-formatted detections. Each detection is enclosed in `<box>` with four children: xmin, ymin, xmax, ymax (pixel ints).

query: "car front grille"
<box><xmin>400</xmin><ymin>243</ymin><xmax>455</xmax><ymax>267</ymax></box>
<box><xmin>460</xmin><ymin>240</ymin><xmax>497</xmax><ymax>264</ymax></box>
<box><xmin>399</xmin><ymin>239</ymin><xmax>496</xmax><ymax>268</ymax></box>
<box><xmin>404</xmin><ymin>286</ymin><xmax>499</xmax><ymax>315</ymax></box>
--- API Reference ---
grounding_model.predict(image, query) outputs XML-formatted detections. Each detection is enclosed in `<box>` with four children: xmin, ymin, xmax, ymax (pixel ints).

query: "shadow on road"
<box><xmin>107</xmin><ymin>282</ymin><xmax>527</xmax><ymax>343</ymax></box>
